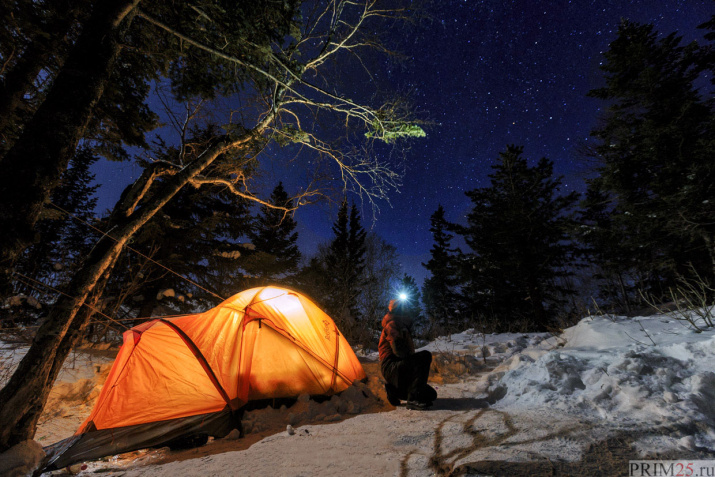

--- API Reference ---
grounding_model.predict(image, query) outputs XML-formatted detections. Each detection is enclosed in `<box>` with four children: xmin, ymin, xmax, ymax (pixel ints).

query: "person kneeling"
<box><xmin>378</xmin><ymin>299</ymin><xmax>437</xmax><ymax>409</ymax></box>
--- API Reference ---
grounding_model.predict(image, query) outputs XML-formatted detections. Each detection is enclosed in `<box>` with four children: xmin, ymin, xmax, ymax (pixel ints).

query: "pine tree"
<box><xmin>422</xmin><ymin>204</ymin><xmax>461</xmax><ymax>335</ymax></box>
<box><xmin>586</xmin><ymin>19</ymin><xmax>715</xmax><ymax>294</ymax></box>
<box><xmin>245</xmin><ymin>182</ymin><xmax>301</xmax><ymax>285</ymax></box>
<box><xmin>460</xmin><ymin>145</ymin><xmax>579</xmax><ymax>331</ymax></box>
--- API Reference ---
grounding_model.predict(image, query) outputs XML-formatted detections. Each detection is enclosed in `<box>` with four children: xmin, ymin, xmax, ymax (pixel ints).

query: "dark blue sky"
<box><xmin>93</xmin><ymin>0</ymin><xmax>713</xmax><ymax>286</ymax></box>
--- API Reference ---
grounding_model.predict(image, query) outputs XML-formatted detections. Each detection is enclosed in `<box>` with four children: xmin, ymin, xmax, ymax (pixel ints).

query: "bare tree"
<box><xmin>0</xmin><ymin>0</ymin><xmax>425</xmax><ymax>450</ymax></box>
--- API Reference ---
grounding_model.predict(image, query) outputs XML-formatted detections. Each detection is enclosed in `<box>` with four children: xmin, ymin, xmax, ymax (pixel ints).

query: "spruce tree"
<box><xmin>323</xmin><ymin>198</ymin><xmax>367</xmax><ymax>330</ymax></box>
<box><xmin>460</xmin><ymin>145</ymin><xmax>579</xmax><ymax>331</ymax></box>
<box><xmin>422</xmin><ymin>204</ymin><xmax>461</xmax><ymax>335</ymax></box>
<box><xmin>15</xmin><ymin>146</ymin><xmax>99</xmax><ymax>298</ymax></box>
<box><xmin>349</xmin><ymin>203</ymin><xmax>367</xmax><ymax>286</ymax></box>
<box><xmin>398</xmin><ymin>274</ymin><xmax>425</xmax><ymax>334</ymax></box>
<box><xmin>586</xmin><ymin>20</ymin><xmax>715</xmax><ymax>294</ymax></box>
<box><xmin>245</xmin><ymin>182</ymin><xmax>301</xmax><ymax>285</ymax></box>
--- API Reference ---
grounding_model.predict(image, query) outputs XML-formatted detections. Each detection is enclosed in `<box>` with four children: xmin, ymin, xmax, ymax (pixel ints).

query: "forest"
<box><xmin>0</xmin><ymin>0</ymin><xmax>713</xmax><ymax>460</ymax></box>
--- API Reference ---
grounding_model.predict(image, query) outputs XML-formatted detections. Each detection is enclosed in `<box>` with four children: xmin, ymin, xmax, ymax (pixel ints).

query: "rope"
<box><xmin>48</xmin><ymin>202</ymin><xmax>227</xmax><ymax>302</ymax></box>
<box><xmin>11</xmin><ymin>273</ymin><xmax>131</xmax><ymax>331</ymax></box>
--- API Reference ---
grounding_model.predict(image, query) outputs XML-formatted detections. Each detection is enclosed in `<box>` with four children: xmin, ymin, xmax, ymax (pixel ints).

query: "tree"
<box><xmin>8</xmin><ymin>147</ymin><xmax>99</xmax><ymax>325</ymax></box>
<box><xmin>422</xmin><ymin>204</ymin><xmax>461</xmax><ymax>335</ymax></box>
<box><xmin>586</xmin><ymin>20</ymin><xmax>715</xmax><ymax>296</ymax></box>
<box><xmin>0</xmin><ymin>1</ymin><xmax>424</xmax><ymax>450</ymax></box>
<box><xmin>245</xmin><ymin>182</ymin><xmax>301</xmax><ymax>286</ymax></box>
<box><xmin>397</xmin><ymin>274</ymin><xmax>425</xmax><ymax>334</ymax></box>
<box><xmin>97</xmin><ymin>143</ymin><xmax>256</xmax><ymax>334</ymax></box>
<box><xmin>356</xmin><ymin>232</ymin><xmax>401</xmax><ymax>345</ymax></box>
<box><xmin>323</xmin><ymin>199</ymin><xmax>368</xmax><ymax>331</ymax></box>
<box><xmin>459</xmin><ymin>145</ymin><xmax>579</xmax><ymax>331</ymax></box>
<box><xmin>0</xmin><ymin>0</ymin><xmax>162</xmax><ymax>295</ymax></box>
<box><xmin>0</xmin><ymin>0</ymin><xmax>304</xmax><ymax>295</ymax></box>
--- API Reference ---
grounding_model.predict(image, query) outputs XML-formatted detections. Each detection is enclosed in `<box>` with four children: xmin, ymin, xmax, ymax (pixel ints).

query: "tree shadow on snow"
<box><xmin>429</xmin><ymin>397</ymin><xmax>490</xmax><ymax>412</ymax></box>
<box><xmin>399</xmin><ymin>410</ymin><xmax>715</xmax><ymax>477</ymax></box>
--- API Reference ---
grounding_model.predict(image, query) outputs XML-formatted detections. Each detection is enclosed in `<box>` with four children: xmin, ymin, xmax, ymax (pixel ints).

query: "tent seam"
<box><xmin>159</xmin><ymin>319</ymin><xmax>232</xmax><ymax>406</ymax></box>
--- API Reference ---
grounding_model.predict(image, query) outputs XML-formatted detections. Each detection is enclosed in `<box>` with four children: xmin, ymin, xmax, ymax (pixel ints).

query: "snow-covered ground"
<box><xmin>3</xmin><ymin>310</ymin><xmax>715</xmax><ymax>476</ymax></box>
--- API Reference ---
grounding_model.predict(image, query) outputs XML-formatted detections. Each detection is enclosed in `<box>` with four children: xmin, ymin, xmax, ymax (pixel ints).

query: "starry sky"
<box><xmin>93</xmin><ymin>0</ymin><xmax>713</xmax><ymax>286</ymax></box>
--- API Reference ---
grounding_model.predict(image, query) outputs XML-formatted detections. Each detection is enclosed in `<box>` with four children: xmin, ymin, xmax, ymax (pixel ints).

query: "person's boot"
<box><xmin>384</xmin><ymin>383</ymin><xmax>401</xmax><ymax>406</ymax></box>
<box><xmin>404</xmin><ymin>401</ymin><xmax>430</xmax><ymax>410</ymax></box>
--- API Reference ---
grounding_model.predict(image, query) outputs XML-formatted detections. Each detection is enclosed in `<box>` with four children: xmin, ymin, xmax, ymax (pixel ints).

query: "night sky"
<box><xmin>93</xmin><ymin>1</ymin><xmax>713</xmax><ymax>286</ymax></box>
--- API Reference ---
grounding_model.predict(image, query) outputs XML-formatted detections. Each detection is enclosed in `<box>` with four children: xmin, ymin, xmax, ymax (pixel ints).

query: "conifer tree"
<box><xmin>15</xmin><ymin>146</ymin><xmax>99</xmax><ymax>299</ymax></box>
<box><xmin>357</xmin><ymin>232</ymin><xmax>400</xmax><ymax>341</ymax></box>
<box><xmin>460</xmin><ymin>145</ymin><xmax>579</xmax><ymax>331</ymax></box>
<box><xmin>349</xmin><ymin>203</ymin><xmax>368</xmax><ymax>285</ymax></box>
<box><xmin>322</xmin><ymin>198</ymin><xmax>367</xmax><ymax>331</ymax></box>
<box><xmin>398</xmin><ymin>273</ymin><xmax>425</xmax><ymax>334</ymax></box>
<box><xmin>245</xmin><ymin>182</ymin><xmax>301</xmax><ymax>285</ymax></box>
<box><xmin>422</xmin><ymin>204</ymin><xmax>461</xmax><ymax>335</ymax></box>
<box><xmin>586</xmin><ymin>20</ymin><xmax>715</xmax><ymax>294</ymax></box>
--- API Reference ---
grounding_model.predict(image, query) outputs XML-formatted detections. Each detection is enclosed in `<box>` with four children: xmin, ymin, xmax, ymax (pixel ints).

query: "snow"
<box><xmin>3</xmin><ymin>310</ymin><xmax>714</xmax><ymax>475</ymax></box>
<box><xmin>0</xmin><ymin>440</ymin><xmax>45</xmax><ymax>477</ymax></box>
<box><xmin>488</xmin><ymin>314</ymin><xmax>715</xmax><ymax>454</ymax></box>
<box><xmin>5</xmin><ymin>295</ymin><xmax>42</xmax><ymax>309</ymax></box>
<box><xmin>1</xmin><ymin>342</ymin><xmax>115</xmax><ymax>447</ymax></box>
<box><xmin>156</xmin><ymin>288</ymin><xmax>176</xmax><ymax>300</ymax></box>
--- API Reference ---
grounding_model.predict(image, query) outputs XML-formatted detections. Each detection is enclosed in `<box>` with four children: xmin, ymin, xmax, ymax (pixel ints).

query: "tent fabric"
<box><xmin>43</xmin><ymin>286</ymin><xmax>365</xmax><ymax>469</ymax></box>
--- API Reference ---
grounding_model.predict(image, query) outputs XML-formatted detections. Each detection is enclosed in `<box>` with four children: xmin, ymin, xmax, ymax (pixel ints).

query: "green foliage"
<box><xmin>365</xmin><ymin>121</ymin><xmax>426</xmax><ymax>144</ymax></box>
<box><xmin>99</xmin><ymin>127</ymin><xmax>256</xmax><ymax>328</ymax></box>
<box><xmin>275</xmin><ymin>125</ymin><xmax>310</xmax><ymax>146</ymax></box>
<box><xmin>297</xmin><ymin>198</ymin><xmax>370</xmax><ymax>340</ymax></box>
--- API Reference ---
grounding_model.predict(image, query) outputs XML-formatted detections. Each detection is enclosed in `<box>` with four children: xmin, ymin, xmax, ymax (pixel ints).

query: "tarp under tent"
<box><xmin>43</xmin><ymin>286</ymin><xmax>366</xmax><ymax>470</ymax></box>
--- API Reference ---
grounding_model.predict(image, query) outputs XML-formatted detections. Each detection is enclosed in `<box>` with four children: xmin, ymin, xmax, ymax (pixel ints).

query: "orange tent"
<box><xmin>44</xmin><ymin>286</ymin><xmax>365</xmax><ymax>469</ymax></box>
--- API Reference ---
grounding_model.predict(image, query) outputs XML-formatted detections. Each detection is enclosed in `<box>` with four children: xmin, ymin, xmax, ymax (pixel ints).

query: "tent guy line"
<box><xmin>48</xmin><ymin>202</ymin><xmax>227</xmax><ymax>302</ymax></box>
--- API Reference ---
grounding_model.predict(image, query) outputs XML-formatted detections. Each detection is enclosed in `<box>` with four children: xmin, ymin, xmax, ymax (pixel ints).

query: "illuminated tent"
<box><xmin>44</xmin><ymin>286</ymin><xmax>366</xmax><ymax>469</ymax></box>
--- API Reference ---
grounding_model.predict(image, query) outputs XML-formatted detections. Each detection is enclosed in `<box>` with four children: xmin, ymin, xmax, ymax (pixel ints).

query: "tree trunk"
<box><xmin>0</xmin><ymin>0</ymin><xmax>141</xmax><ymax>297</ymax></box>
<box><xmin>0</xmin><ymin>241</ymin><xmax>123</xmax><ymax>449</ymax></box>
<box><xmin>0</xmin><ymin>134</ymin><xmax>241</xmax><ymax>451</ymax></box>
<box><xmin>527</xmin><ymin>276</ymin><xmax>547</xmax><ymax>331</ymax></box>
<box><xmin>702</xmin><ymin>233</ymin><xmax>715</xmax><ymax>284</ymax></box>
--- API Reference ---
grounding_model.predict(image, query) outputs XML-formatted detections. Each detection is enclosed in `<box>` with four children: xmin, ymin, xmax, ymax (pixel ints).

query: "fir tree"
<box><xmin>245</xmin><ymin>182</ymin><xmax>301</xmax><ymax>285</ymax></box>
<box><xmin>460</xmin><ymin>145</ymin><xmax>579</xmax><ymax>331</ymax></box>
<box><xmin>422</xmin><ymin>204</ymin><xmax>461</xmax><ymax>335</ymax></box>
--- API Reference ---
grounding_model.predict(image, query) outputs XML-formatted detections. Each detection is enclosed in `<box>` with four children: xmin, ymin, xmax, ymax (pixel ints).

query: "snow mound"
<box><xmin>243</xmin><ymin>379</ymin><xmax>381</xmax><ymax>434</ymax></box>
<box><xmin>488</xmin><ymin>315</ymin><xmax>715</xmax><ymax>451</ymax></box>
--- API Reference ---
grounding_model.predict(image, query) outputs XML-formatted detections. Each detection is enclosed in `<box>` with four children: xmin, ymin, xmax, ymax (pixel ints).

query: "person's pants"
<box><xmin>381</xmin><ymin>350</ymin><xmax>437</xmax><ymax>403</ymax></box>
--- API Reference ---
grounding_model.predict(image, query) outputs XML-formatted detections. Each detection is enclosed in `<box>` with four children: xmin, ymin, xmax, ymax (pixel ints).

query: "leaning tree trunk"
<box><xmin>0</xmin><ymin>241</ymin><xmax>123</xmax><ymax>448</ymax></box>
<box><xmin>0</xmin><ymin>0</ymin><xmax>141</xmax><ymax>298</ymax></box>
<box><xmin>0</xmin><ymin>134</ymin><xmax>241</xmax><ymax>451</ymax></box>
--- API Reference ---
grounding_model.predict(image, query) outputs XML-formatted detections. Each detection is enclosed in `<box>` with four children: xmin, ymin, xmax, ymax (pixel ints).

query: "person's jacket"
<box><xmin>378</xmin><ymin>310</ymin><xmax>415</xmax><ymax>362</ymax></box>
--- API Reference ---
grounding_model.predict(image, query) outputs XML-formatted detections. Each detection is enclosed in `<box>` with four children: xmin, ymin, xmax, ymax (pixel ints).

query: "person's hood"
<box><xmin>382</xmin><ymin>310</ymin><xmax>411</xmax><ymax>329</ymax></box>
